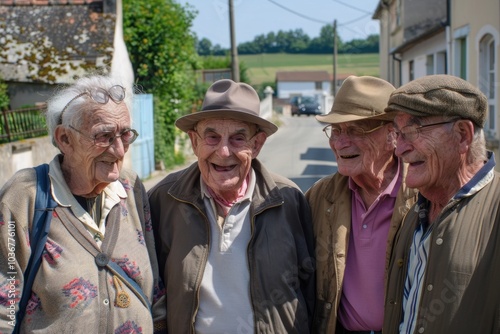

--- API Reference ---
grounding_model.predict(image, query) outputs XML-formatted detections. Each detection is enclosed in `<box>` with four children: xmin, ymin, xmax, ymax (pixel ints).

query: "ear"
<box><xmin>251</xmin><ymin>131</ymin><xmax>267</xmax><ymax>158</ymax></box>
<box><xmin>455</xmin><ymin>120</ymin><xmax>475</xmax><ymax>154</ymax></box>
<box><xmin>385</xmin><ymin>123</ymin><xmax>397</xmax><ymax>149</ymax></box>
<box><xmin>54</xmin><ymin>125</ymin><xmax>74</xmax><ymax>154</ymax></box>
<box><xmin>187</xmin><ymin>130</ymin><xmax>200</xmax><ymax>156</ymax></box>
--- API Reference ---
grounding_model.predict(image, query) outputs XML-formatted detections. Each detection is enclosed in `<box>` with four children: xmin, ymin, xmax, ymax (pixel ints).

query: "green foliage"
<box><xmin>197</xmin><ymin>23</ymin><xmax>378</xmax><ymax>56</ymax></box>
<box><xmin>123</xmin><ymin>0</ymin><xmax>200</xmax><ymax>168</ymax></box>
<box><xmin>0</xmin><ymin>79</ymin><xmax>9</xmax><ymax>110</ymax></box>
<box><xmin>0</xmin><ymin>106</ymin><xmax>47</xmax><ymax>144</ymax></box>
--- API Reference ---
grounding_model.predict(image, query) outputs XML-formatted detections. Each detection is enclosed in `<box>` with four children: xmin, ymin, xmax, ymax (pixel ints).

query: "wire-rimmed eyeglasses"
<box><xmin>394</xmin><ymin>119</ymin><xmax>458</xmax><ymax>142</ymax></box>
<box><xmin>69</xmin><ymin>125</ymin><xmax>139</xmax><ymax>147</ymax></box>
<box><xmin>193</xmin><ymin>128</ymin><xmax>260</xmax><ymax>148</ymax></box>
<box><xmin>322</xmin><ymin>123</ymin><xmax>386</xmax><ymax>141</ymax></box>
<box><xmin>59</xmin><ymin>85</ymin><xmax>126</xmax><ymax>124</ymax></box>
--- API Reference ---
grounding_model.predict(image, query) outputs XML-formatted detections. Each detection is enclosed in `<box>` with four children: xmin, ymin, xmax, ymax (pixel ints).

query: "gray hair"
<box><xmin>46</xmin><ymin>75</ymin><xmax>128</xmax><ymax>148</ymax></box>
<box><xmin>468</xmin><ymin>126</ymin><xmax>488</xmax><ymax>164</ymax></box>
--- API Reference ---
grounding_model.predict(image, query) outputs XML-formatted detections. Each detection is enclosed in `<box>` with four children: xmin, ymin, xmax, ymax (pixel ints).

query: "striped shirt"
<box><xmin>399</xmin><ymin>153</ymin><xmax>496</xmax><ymax>333</ymax></box>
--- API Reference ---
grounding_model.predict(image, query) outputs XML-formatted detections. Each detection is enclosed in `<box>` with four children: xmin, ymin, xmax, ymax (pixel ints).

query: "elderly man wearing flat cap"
<box><xmin>148</xmin><ymin>79</ymin><xmax>316</xmax><ymax>333</ymax></box>
<box><xmin>382</xmin><ymin>74</ymin><xmax>500</xmax><ymax>334</ymax></box>
<box><xmin>305</xmin><ymin>76</ymin><xmax>418</xmax><ymax>334</ymax></box>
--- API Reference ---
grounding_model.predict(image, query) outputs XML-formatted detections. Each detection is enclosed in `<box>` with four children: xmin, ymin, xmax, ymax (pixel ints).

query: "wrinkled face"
<box><xmin>62</xmin><ymin>102</ymin><xmax>132</xmax><ymax>194</ymax></box>
<box><xmin>188</xmin><ymin>118</ymin><xmax>266</xmax><ymax>198</ymax></box>
<box><xmin>327</xmin><ymin>120</ymin><xmax>394</xmax><ymax>178</ymax></box>
<box><xmin>393</xmin><ymin>112</ymin><xmax>461</xmax><ymax>193</ymax></box>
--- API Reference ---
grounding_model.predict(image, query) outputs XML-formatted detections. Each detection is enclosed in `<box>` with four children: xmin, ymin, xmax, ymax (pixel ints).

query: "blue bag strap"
<box><xmin>14</xmin><ymin>164</ymin><xmax>57</xmax><ymax>333</ymax></box>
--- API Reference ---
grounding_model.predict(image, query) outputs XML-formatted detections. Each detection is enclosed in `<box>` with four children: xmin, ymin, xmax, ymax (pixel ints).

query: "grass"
<box><xmin>237</xmin><ymin>53</ymin><xmax>380</xmax><ymax>85</ymax></box>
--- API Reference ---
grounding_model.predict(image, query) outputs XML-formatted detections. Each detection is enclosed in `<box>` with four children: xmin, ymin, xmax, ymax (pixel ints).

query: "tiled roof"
<box><xmin>1</xmin><ymin>0</ymin><xmax>114</xmax><ymax>80</ymax></box>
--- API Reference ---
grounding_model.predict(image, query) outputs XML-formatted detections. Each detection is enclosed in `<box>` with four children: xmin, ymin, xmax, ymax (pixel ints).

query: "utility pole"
<box><xmin>229</xmin><ymin>0</ymin><xmax>240</xmax><ymax>82</ymax></box>
<box><xmin>332</xmin><ymin>19</ymin><xmax>338</xmax><ymax>96</ymax></box>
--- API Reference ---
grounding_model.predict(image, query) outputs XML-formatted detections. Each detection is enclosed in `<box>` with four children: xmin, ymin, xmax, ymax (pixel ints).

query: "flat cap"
<box><xmin>385</xmin><ymin>74</ymin><xmax>488</xmax><ymax>127</ymax></box>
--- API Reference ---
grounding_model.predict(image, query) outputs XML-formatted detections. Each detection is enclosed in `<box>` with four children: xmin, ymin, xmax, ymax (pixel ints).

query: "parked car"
<box><xmin>290</xmin><ymin>96</ymin><xmax>322</xmax><ymax>116</ymax></box>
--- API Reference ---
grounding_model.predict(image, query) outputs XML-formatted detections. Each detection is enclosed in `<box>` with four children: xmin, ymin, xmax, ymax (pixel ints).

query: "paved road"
<box><xmin>258</xmin><ymin>114</ymin><xmax>337</xmax><ymax>192</ymax></box>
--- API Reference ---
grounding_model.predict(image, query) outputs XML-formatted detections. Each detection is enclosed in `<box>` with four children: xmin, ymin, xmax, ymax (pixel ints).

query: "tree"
<box><xmin>197</xmin><ymin>38</ymin><xmax>213</xmax><ymax>56</ymax></box>
<box><xmin>123</xmin><ymin>0</ymin><xmax>200</xmax><ymax>168</ymax></box>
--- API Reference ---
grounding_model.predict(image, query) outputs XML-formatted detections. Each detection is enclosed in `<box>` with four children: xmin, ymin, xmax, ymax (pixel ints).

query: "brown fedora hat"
<box><xmin>175</xmin><ymin>79</ymin><xmax>278</xmax><ymax>135</ymax></box>
<box><xmin>316</xmin><ymin>75</ymin><xmax>396</xmax><ymax>124</ymax></box>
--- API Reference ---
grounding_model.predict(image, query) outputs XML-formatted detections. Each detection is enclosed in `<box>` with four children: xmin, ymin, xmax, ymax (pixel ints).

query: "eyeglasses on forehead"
<box><xmin>59</xmin><ymin>85</ymin><xmax>126</xmax><ymax>124</ymax></box>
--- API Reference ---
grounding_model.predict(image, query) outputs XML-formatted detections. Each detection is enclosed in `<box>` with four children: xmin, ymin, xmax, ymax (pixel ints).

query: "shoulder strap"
<box><xmin>56</xmin><ymin>203</ymin><xmax>152</xmax><ymax>311</ymax></box>
<box><xmin>14</xmin><ymin>164</ymin><xmax>57</xmax><ymax>332</ymax></box>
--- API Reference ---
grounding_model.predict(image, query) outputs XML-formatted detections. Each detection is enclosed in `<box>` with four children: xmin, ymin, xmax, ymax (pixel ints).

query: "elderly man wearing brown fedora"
<box><xmin>148</xmin><ymin>79</ymin><xmax>316</xmax><ymax>333</ymax></box>
<box><xmin>382</xmin><ymin>75</ymin><xmax>500</xmax><ymax>334</ymax></box>
<box><xmin>305</xmin><ymin>76</ymin><xmax>418</xmax><ymax>334</ymax></box>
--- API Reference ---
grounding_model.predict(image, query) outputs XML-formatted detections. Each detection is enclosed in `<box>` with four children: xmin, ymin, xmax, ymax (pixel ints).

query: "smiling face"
<box><xmin>188</xmin><ymin>118</ymin><xmax>266</xmax><ymax>201</ymax></box>
<box><xmin>393</xmin><ymin>112</ymin><xmax>463</xmax><ymax>198</ymax></box>
<box><xmin>56</xmin><ymin>102</ymin><xmax>132</xmax><ymax>197</ymax></box>
<box><xmin>329</xmin><ymin>120</ymin><xmax>395</xmax><ymax>183</ymax></box>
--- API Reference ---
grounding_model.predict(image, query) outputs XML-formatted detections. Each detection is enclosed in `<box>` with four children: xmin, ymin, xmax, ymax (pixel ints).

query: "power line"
<box><xmin>266</xmin><ymin>0</ymin><xmax>374</xmax><ymax>30</ymax></box>
<box><xmin>331</xmin><ymin>0</ymin><xmax>373</xmax><ymax>15</ymax></box>
<box><xmin>266</xmin><ymin>0</ymin><xmax>330</xmax><ymax>25</ymax></box>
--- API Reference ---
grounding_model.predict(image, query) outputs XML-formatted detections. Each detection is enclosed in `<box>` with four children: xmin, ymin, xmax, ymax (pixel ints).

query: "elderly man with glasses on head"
<box><xmin>383</xmin><ymin>75</ymin><xmax>500</xmax><ymax>334</ymax></box>
<box><xmin>305</xmin><ymin>76</ymin><xmax>418</xmax><ymax>334</ymax></box>
<box><xmin>148</xmin><ymin>79</ymin><xmax>316</xmax><ymax>333</ymax></box>
<box><xmin>0</xmin><ymin>75</ymin><xmax>167</xmax><ymax>333</ymax></box>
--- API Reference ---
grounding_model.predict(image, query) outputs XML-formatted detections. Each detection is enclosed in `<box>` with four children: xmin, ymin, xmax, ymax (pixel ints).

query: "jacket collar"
<box><xmin>168</xmin><ymin>158</ymin><xmax>285</xmax><ymax>212</ymax></box>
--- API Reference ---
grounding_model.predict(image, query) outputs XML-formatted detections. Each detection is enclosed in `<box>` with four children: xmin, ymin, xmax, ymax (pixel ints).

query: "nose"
<box><xmin>332</xmin><ymin>135</ymin><xmax>351</xmax><ymax>150</ymax></box>
<box><xmin>394</xmin><ymin>136</ymin><xmax>412</xmax><ymax>158</ymax></box>
<box><xmin>108</xmin><ymin>136</ymin><xmax>127</xmax><ymax>157</ymax></box>
<box><xmin>215</xmin><ymin>137</ymin><xmax>231</xmax><ymax>157</ymax></box>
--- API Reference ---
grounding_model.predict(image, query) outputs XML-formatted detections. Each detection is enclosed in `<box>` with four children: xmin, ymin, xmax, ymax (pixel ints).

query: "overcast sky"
<box><xmin>179</xmin><ymin>0</ymin><xmax>381</xmax><ymax>48</ymax></box>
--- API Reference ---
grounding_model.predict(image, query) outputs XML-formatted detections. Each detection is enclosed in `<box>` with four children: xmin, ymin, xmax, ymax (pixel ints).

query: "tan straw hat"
<box><xmin>175</xmin><ymin>79</ymin><xmax>278</xmax><ymax>136</ymax></box>
<box><xmin>316</xmin><ymin>75</ymin><xmax>396</xmax><ymax>124</ymax></box>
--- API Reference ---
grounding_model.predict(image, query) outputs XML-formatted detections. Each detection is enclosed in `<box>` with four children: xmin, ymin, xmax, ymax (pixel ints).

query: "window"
<box><xmin>479</xmin><ymin>34</ymin><xmax>496</xmax><ymax>136</ymax></box>
<box><xmin>453</xmin><ymin>25</ymin><xmax>469</xmax><ymax>80</ymax></box>
<box><xmin>426</xmin><ymin>55</ymin><xmax>434</xmax><ymax>75</ymax></box>
<box><xmin>409</xmin><ymin>60</ymin><xmax>414</xmax><ymax>81</ymax></box>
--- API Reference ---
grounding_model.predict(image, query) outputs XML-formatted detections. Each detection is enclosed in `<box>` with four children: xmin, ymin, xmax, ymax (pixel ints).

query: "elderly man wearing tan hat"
<box><xmin>148</xmin><ymin>79</ymin><xmax>315</xmax><ymax>333</ymax></box>
<box><xmin>382</xmin><ymin>74</ymin><xmax>500</xmax><ymax>334</ymax></box>
<box><xmin>305</xmin><ymin>75</ymin><xmax>418</xmax><ymax>334</ymax></box>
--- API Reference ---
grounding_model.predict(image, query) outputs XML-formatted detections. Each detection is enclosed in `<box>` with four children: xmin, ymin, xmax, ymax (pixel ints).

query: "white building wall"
<box><xmin>400</xmin><ymin>32</ymin><xmax>447</xmax><ymax>84</ymax></box>
<box><xmin>277</xmin><ymin>81</ymin><xmax>331</xmax><ymax>99</ymax></box>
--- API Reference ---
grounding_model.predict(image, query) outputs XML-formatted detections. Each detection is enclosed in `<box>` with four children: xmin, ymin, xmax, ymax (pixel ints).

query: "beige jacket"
<box><xmin>305</xmin><ymin>162</ymin><xmax>417</xmax><ymax>333</ymax></box>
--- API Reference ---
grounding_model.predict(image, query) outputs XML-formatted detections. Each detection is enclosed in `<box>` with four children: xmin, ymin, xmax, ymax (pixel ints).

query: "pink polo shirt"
<box><xmin>338</xmin><ymin>161</ymin><xmax>402</xmax><ymax>331</ymax></box>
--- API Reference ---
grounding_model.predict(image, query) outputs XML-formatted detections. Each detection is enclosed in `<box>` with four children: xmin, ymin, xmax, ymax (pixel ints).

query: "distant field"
<box><xmin>237</xmin><ymin>53</ymin><xmax>380</xmax><ymax>85</ymax></box>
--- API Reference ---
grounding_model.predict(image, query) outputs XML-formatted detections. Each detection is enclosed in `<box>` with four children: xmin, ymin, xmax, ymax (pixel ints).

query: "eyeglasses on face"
<box><xmin>69</xmin><ymin>125</ymin><xmax>139</xmax><ymax>147</ymax></box>
<box><xmin>322</xmin><ymin>123</ymin><xmax>386</xmax><ymax>141</ymax></box>
<box><xmin>193</xmin><ymin>128</ymin><xmax>260</xmax><ymax>148</ymax></box>
<box><xmin>394</xmin><ymin>119</ymin><xmax>458</xmax><ymax>142</ymax></box>
<box><xmin>59</xmin><ymin>85</ymin><xmax>126</xmax><ymax>124</ymax></box>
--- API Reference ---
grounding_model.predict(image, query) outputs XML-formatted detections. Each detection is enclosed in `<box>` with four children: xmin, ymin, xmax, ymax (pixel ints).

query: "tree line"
<box><xmin>196</xmin><ymin>24</ymin><xmax>379</xmax><ymax>56</ymax></box>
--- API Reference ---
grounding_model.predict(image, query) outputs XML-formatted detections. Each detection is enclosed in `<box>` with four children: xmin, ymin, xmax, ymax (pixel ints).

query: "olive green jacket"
<box><xmin>383</xmin><ymin>168</ymin><xmax>500</xmax><ymax>334</ymax></box>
